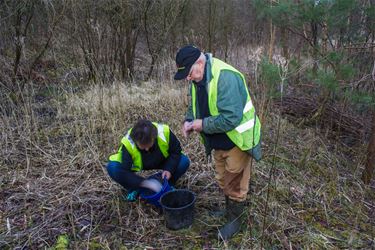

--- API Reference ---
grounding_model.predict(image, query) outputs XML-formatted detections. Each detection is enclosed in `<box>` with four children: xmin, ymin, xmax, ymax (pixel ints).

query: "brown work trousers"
<box><xmin>213</xmin><ymin>146</ymin><xmax>252</xmax><ymax>202</ymax></box>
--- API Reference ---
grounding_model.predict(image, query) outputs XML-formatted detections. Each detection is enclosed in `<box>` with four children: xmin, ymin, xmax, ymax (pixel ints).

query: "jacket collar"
<box><xmin>205</xmin><ymin>53</ymin><xmax>213</xmax><ymax>84</ymax></box>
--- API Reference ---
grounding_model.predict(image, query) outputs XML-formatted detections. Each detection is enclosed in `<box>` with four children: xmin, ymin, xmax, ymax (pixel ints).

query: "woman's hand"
<box><xmin>162</xmin><ymin>170</ymin><xmax>171</xmax><ymax>180</ymax></box>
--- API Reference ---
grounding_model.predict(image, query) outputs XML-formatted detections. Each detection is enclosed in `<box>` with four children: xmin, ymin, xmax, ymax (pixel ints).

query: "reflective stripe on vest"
<box><xmin>191</xmin><ymin>57</ymin><xmax>261</xmax><ymax>151</ymax></box>
<box><xmin>108</xmin><ymin>123</ymin><xmax>170</xmax><ymax>171</ymax></box>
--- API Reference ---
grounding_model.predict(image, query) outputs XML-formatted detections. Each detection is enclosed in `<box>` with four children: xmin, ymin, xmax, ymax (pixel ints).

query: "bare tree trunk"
<box><xmin>280</xmin><ymin>26</ymin><xmax>289</xmax><ymax>60</ymax></box>
<box><xmin>267</xmin><ymin>0</ymin><xmax>275</xmax><ymax>62</ymax></box>
<box><xmin>321</xmin><ymin>21</ymin><xmax>328</xmax><ymax>55</ymax></box>
<box><xmin>125</xmin><ymin>29</ymin><xmax>137</xmax><ymax>79</ymax></box>
<box><xmin>362</xmin><ymin>111</ymin><xmax>375</xmax><ymax>184</ymax></box>
<box><xmin>268</xmin><ymin>21</ymin><xmax>275</xmax><ymax>62</ymax></box>
<box><xmin>123</xmin><ymin>2</ymin><xmax>139</xmax><ymax>80</ymax></box>
<box><xmin>311</xmin><ymin>21</ymin><xmax>318</xmax><ymax>75</ymax></box>
<box><xmin>207</xmin><ymin>0</ymin><xmax>216</xmax><ymax>54</ymax></box>
<box><xmin>222</xmin><ymin>0</ymin><xmax>232</xmax><ymax>61</ymax></box>
<box><xmin>13</xmin><ymin>1</ymin><xmax>35</xmax><ymax>86</ymax></box>
<box><xmin>147</xmin><ymin>56</ymin><xmax>156</xmax><ymax>80</ymax></box>
<box><xmin>13</xmin><ymin>9</ymin><xmax>22</xmax><ymax>81</ymax></box>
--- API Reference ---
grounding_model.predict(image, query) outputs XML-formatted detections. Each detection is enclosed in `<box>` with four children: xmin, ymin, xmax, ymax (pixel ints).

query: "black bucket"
<box><xmin>160</xmin><ymin>189</ymin><xmax>196</xmax><ymax>230</ymax></box>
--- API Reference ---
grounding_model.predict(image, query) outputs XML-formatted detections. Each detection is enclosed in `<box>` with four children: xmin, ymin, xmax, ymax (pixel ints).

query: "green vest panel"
<box><xmin>109</xmin><ymin>123</ymin><xmax>170</xmax><ymax>171</ymax></box>
<box><xmin>191</xmin><ymin>58</ymin><xmax>261</xmax><ymax>151</ymax></box>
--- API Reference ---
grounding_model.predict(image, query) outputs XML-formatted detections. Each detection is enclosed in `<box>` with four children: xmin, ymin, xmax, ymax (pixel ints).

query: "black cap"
<box><xmin>174</xmin><ymin>45</ymin><xmax>201</xmax><ymax>80</ymax></box>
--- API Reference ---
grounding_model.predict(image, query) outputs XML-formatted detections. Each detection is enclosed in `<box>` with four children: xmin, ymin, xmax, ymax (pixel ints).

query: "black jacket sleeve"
<box><xmin>120</xmin><ymin>146</ymin><xmax>145</xmax><ymax>190</ymax></box>
<box><xmin>160</xmin><ymin>130</ymin><xmax>182</xmax><ymax>175</ymax></box>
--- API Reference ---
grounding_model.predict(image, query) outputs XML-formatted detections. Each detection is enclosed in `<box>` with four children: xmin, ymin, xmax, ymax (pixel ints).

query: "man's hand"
<box><xmin>191</xmin><ymin>119</ymin><xmax>203</xmax><ymax>132</ymax></box>
<box><xmin>182</xmin><ymin>121</ymin><xmax>193</xmax><ymax>138</ymax></box>
<box><xmin>162</xmin><ymin>170</ymin><xmax>171</xmax><ymax>180</ymax></box>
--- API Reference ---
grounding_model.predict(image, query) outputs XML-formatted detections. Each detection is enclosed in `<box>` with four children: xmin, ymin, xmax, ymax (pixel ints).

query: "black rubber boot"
<box><xmin>209</xmin><ymin>195</ymin><xmax>229</xmax><ymax>217</ymax></box>
<box><xmin>218</xmin><ymin>199</ymin><xmax>245</xmax><ymax>240</ymax></box>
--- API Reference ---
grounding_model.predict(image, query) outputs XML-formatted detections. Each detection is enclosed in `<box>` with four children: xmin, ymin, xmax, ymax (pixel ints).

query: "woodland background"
<box><xmin>0</xmin><ymin>0</ymin><xmax>374</xmax><ymax>249</ymax></box>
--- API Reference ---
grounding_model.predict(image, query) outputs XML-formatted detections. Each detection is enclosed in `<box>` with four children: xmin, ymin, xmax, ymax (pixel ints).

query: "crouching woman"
<box><xmin>107</xmin><ymin>119</ymin><xmax>190</xmax><ymax>201</ymax></box>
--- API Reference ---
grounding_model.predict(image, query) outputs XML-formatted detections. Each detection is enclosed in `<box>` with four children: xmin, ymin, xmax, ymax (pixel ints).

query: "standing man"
<box><xmin>174</xmin><ymin>45</ymin><xmax>261</xmax><ymax>240</ymax></box>
<box><xmin>107</xmin><ymin>119</ymin><xmax>190</xmax><ymax>201</ymax></box>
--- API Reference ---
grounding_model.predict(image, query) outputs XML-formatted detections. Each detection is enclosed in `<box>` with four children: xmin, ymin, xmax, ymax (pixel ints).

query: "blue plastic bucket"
<box><xmin>140</xmin><ymin>172</ymin><xmax>172</xmax><ymax>207</ymax></box>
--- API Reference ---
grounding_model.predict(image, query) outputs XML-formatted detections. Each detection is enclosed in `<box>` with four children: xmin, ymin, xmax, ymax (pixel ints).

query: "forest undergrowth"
<box><xmin>1</xmin><ymin>79</ymin><xmax>374</xmax><ymax>249</ymax></box>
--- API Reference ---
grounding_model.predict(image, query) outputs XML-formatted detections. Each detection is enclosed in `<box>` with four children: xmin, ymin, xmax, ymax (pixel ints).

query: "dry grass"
<box><xmin>1</xmin><ymin>70</ymin><xmax>375</xmax><ymax>249</ymax></box>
